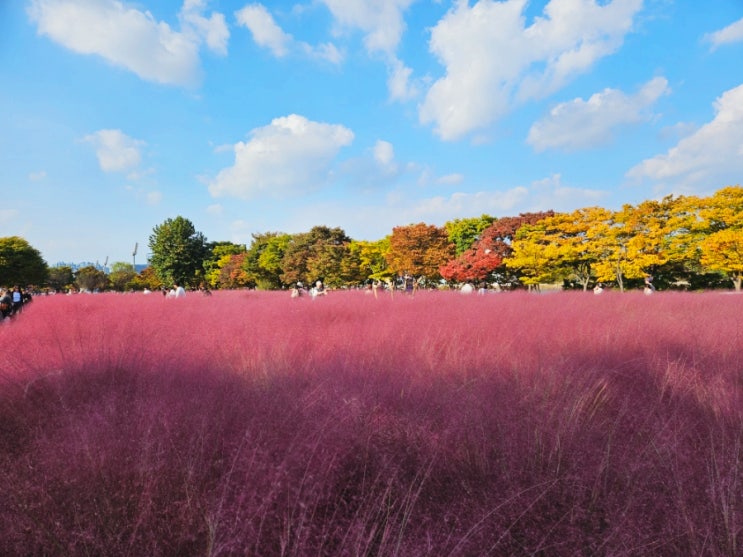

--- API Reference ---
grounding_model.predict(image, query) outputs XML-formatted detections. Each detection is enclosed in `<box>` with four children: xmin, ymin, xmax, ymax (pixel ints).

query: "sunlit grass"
<box><xmin>1</xmin><ymin>290</ymin><xmax>741</xmax><ymax>555</ymax></box>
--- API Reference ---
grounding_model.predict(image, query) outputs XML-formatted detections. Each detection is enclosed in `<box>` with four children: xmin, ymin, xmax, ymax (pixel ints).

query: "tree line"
<box><xmin>2</xmin><ymin>185</ymin><xmax>741</xmax><ymax>292</ymax></box>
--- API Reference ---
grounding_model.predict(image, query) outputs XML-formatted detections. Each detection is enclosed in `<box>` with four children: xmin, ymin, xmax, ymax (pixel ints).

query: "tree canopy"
<box><xmin>0</xmin><ymin>236</ymin><xmax>48</xmax><ymax>286</ymax></box>
<box><xmin>148</xmin><ymin>217</ymin><xmax>208</xmax><ymax>287</ymax></box>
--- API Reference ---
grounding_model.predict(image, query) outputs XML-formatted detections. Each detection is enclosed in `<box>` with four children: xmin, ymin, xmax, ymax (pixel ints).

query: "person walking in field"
<box><xmin>173</xmin><ymin>283</ymin><xmax>186</xmax><ymax>298</ymax></box>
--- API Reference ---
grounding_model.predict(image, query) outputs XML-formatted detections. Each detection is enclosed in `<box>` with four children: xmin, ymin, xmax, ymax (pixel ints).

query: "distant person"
<box><xmin>593</xmin><ymin>283</ymin><xmax>604</xmax><ymax>295</ymax></box>
<box><xmin>460</xmin><ymin>282</ymin><xmax>474</xmax><ymax>295</ymax></box>
<box><xmin>0</xmin><ymin>289</ymin><xmax>12</xmax><ymax>319</ymax></box>
<box><xmin>174</xmin><ymin>283</ymin><xmax>186</xmax><ymax>298</ymax></box>
<box><xmin>11</xmin><ymin>286</ymin><xmax>23</xmax><ymax>314</ymax></box>
<box><xmin>404</xmin><ymin>274</ymin><xmax>415</xmax><ymax>295</ymax></box>
<box><xmin>311</xmin><ymin>280</ymin><xmax>327</xmax><ymax>298</ymax></box>
<box><xmin>644</xmin><ymin>275</ymin><xmax>656</xmax><ymax>293</ymax></box>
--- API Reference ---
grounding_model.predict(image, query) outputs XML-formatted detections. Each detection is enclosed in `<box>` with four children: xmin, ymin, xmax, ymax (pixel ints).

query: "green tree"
<box><xmin>444</xmin><ymin>214</ymin><xmax>496</xmax><ymax>256</ymax></box>
<box><xmin>243</xmin><ymin>232</ymin><xmax>291</xmax><ymax>290</ymax></box>
<box><xmin>203</xmin><ymin>242</ymin><xmax>247</xmax><ymax>288</ymax></box>
<box><xmin>108</xmin><ymin>262</ymin><xmax>137</xmax><ymax>291</ymax></box>
<box><xmin>281</xmin><ymin>226</ymin><xmax>352</xmax><ymax>287</ymax></box>
<box><xmin>349</xmin><ymin>238</ymin><xmax>392</xmax><ymax>282</ymax></box>
<box><xmin>74</xmin><ymin>265</ymin><xmax>109</xmax><ymax>292</ymax></box>
<box><xmin>0</xmin><ymin>236</ymin><xmax>48</xmax><ymax>286</ymax></box>
<box><xmin>47</xmin><ymin>265</ymin><xmax>74</xmax><ymax>292</ymax></box>
<box><xmin>148</xmin><ymin>216</ymin><xmax>208</xmax><ymax>287</ymax></box>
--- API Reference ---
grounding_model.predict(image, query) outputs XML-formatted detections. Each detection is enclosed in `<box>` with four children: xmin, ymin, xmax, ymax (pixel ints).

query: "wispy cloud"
<box><xmin>704</xmin><ymin>17</ymin><xmax>743</xmax><ymax>50</ymax></box>
<box><xmin>528</xmin><ymin>77</ymin><xmax>670</xmax><ymax>152</ymax></box>
<box><xmin>236</xmin><ymin>3</ymin><xmax>343</xmax><ymax>64</ymax></box>
<box><xmin>626</xmin><ymin>83</ymin><xmax>743</xmax><ymax>192</ymax></box>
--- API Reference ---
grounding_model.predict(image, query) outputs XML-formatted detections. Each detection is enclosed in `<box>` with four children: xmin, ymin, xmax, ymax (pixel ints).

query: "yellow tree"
<box><xmin>506</xmin><ymin>228</ymin><xmax>562</xmax><ymax>290</ymax></box>
<box><xmin>348</xmin><ymin>238</ymin><xmax>392</xmax><ymax>282</ymax></box>
<box><xmin>695</xmin><ymin>185</ymin><xmax>743</xmax><ymax>290</ymax></box>
<box><xmin>506</xmin><ymin>208</ymin><xmax>612</xmax><ymax>291</ymax></box>
<box><xmin>700</xmin><ymin>229</ymin><xmax>743</xmax><ymax>291</ymax></box>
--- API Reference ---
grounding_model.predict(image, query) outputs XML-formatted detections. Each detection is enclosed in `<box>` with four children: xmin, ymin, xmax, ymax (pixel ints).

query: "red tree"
<box><xmin>440</xmin><ymin>212</ymin><xmax>554</xmax><ymax>284</ymax></box>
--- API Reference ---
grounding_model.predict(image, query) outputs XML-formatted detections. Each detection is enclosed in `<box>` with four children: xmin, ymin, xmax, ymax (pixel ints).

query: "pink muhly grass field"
<box><xmin>1</xmin><ymin>289</ymin><xmax>741</xmax><ymax>555</ymax></box>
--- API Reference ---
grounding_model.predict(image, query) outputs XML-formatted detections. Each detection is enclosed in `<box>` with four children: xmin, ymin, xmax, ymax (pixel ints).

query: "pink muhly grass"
<box><xmin>0</xmin><ymin>289</ymin><xmax>740</xmax><ymax>555</ymax></box>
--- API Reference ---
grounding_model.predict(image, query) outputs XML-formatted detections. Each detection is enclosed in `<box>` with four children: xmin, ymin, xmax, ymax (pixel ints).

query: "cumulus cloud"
<box><xmin>528</xmin><ymin>76</ymin><xmax>670</xmax><ymax>151</ymax></box>
<box><xmin>626</xmin><ymin>83</ymin><xmax>743</xmax><ymax>190</ymax></box>
<box><xmin>420</xmin><ymin>0</ymin><xmax>643</xmax><ymax>140</ymax></box>
<box><xmin>29</xmin><ymin>171</ymin><xmax>47</xmax><ymax>181</ymax></box>
<box><xmin>83</xmin><ymin>129</ymin><xmax>145</xmax><ymax>173</ymax></box>
<box><xmin>704</xmin><ymin>17</ymin><xmax>743</xmax><ymax>50</ymax></box>
<box><xmin>27</xmin><ymin>0</ymin><xmax>228</xmax><ymax>87</ymax></box>
<box><xmin>208</xmin><ymin>114</ymin><xmax>354</xmax><ymax>200</ymax></box>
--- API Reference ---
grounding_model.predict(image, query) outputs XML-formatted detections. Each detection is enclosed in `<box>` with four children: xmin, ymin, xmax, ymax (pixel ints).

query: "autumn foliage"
<box><xmin>1</xmin><ymin>290</ymin><xmax>741</xmax><ymax>555</ymax></box>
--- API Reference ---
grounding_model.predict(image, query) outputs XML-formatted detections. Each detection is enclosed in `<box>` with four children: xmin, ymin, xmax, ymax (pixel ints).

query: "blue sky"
<box><xmin>2</xmin><ymin>0</ymin><xmax>742</xmax><ymax>266</ymax></box>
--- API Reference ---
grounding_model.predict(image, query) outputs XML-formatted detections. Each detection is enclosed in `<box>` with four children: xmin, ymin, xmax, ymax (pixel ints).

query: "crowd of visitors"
<box><xmin>0</xmin><ymin>286</ymin><xmax>32</xmax><ymax>321</ymax></box>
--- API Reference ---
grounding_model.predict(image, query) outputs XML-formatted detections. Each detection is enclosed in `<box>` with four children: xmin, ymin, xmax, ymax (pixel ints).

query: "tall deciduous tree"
<box><xmin>696</xmin><ymin>185</ymin><xmax>743</xmax><ymax>290</ymax></box>
<box><xmin>203</xmin><ymin>242</ymin><xmax>247</xmax><ymax>288</ymax></box>
<box><xmin>47</xmin><ymin>265</ymin><xmax>74</xmax><ymax>292</ymax></box>
<box><xmin>386</xmin><ymin>223</ymin><xmax>454</xmax><ymax>280</ymax></box>
<box><xmin>443</xmin><ymin>212</ymin><xmax>553</xmax><ymax>286</ymax></box>
<box><xmin>74</xmin><ymin>265</ymin><xmax>109</xmax><ymax>292</ymax></box>
<box><xmin>700</xmin><ymin>229</ymin><xmax>743</xmax><ymax>291</ymax></box>
<box><xmin>281</xmin><ymin>226</ymin><xmax>351</xmax><ymax>288</ymax></box>
<box><xmin>507</xmin><ymin>208</ymin><xmax>611</xmax><ymax>291</ymax></box>
<box><xmin>148</xmin><ymin>217</ymin><xmax>208</xmax><ymax>287</ymax></box>
<box><xmin>444</xmin><ymin>214</ymin><xmax>496</xmax><ymax>256</ymax></box>
<box><xmin>0</xmin><ymin>236</ymin><xmax>48</xmax><ymax>286</ymax></box>
<box><xmin>350</xmin><ymin>238</ymin><xmax>392</xmax><ymax>282</ymax></box>
<box><xmin>108</xmin><ymin>262</ymin><xmax>137</xmax><ymax>291</ymax></box>
<box><xmin>243</xmin><ymin>232</ymin><xmax>291</xmax><ymax>290</ymax></box>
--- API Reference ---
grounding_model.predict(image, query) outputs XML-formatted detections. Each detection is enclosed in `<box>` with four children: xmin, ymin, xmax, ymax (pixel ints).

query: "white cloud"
<box><xmin>420</xmin><ymin>0</ymin><xmax>644</xmax><ymax>140</ymax></box>
<box><xmin>208</xmin><ymin>114</ymin><xmax>354</xmax><ymax>199</ymax></box>
<box><xmin>436</xmin><ymin>173</ymin><xmax>464</xmax><ymax>186</ymax></box>
<box><xmin>373</xmin><ymin>140</ymin><xmax>396</xmax><ymax>171</ymax></box>
<box><xmin>83</xmin><ymin>129</ymin><xmax>145</xmax><ymax>173</ymax></box>
<box><xmin>180</xmin><ymin>0</ymin><xmax>229</xmax><ymax>55</ymax></box>
<box><xmin>321</xmin><ymin>0</ymin><xmax>418</xmax><ymax>100</ymax></box>
<box><xmin>705</xmin><ymin>17</ymin><xmax>743</xmax><ymax>50</ymax></box>
<box><xmin>145</xmin><ymin>191</ymin><xmax>162</xmax><ymax>205</ymax></box>
<box><xmin>0</xmin><ymin>209</ymin><xmax>20</xmax><ymax>225</ymax></box>
<box><xmin>387</xmin><ymin>58</ymin><xmax>419</xmax><ymax>101</ymax></box>
<box><xmin>29</xmin><ymin>171</ymin><xmax>47</xmax><ymax>181</ymax></box>
<box><xmin>206</xmin><ymin>204</ymin><xmax>223</xmax><ymax>215</ymax></box>
<box><xmin>528</xmin><ymin>76</ymin><xmax>670</xmax><ymax>151</ymax></box>
<box><xmin>27</xmin><ymin>0</ymin><xmax>228</xmax><ymax>87</ymax></box>
<box><xmin>235</xmin><ymin>4</ymin><xmax>292</xmax><ymax>57</ymax></box>
<box><xmin>626</xmin><ymin>83</ymin><xmax>743</xmax><ymax>190</ymax></box>
<box><xmin>236</xmin><ymin>3</ymin><xmax>343</xmax><ymax>64</ymax></box>
<box><xmin>410</xmin><ymin>174</ymin><xmax>604</xmax><ymax>222</ymax></box>
<box><xmin>321</xmin><ymin>0</ymin><xmax>415</xmax><ymax>56</ymax></box>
